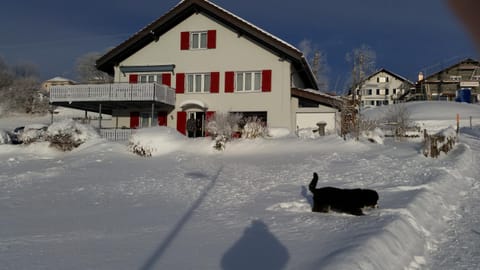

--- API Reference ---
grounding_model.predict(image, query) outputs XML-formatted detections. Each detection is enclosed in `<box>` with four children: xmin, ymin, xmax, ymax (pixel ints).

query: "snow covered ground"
<box><xmin>1</xmin><ymin>101</ymin><xmax>480</xmax><ymax>270</ymax></box>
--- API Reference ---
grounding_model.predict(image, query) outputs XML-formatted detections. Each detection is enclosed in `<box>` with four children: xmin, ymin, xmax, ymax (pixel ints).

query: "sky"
<box><xmin>0</xmin><ymin>0</ymin><xmax>478</xmax><ymax>92</ymax></box>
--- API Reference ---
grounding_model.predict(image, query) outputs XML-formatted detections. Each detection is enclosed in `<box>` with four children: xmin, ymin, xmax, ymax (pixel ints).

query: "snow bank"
<box><xmin>128</xmin><ymin>126</ymin><xmax>189</xmax><ymax>156</ymax></box>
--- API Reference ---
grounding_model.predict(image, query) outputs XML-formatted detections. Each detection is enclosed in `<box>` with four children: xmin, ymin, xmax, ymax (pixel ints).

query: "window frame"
<box><xmin>186</xmin><ymin>73</ymin><xmax>211</xmax><ymax>93</ymax></box>
<box><xmin>235</xmin><ymin>71</ymin><xmax>262</xmax><ymax>92</ymax></box>
<box><xmin>139</xmin><ymin>74</ymin><xmax>161</xmax><ymax>84</ymax></box>
<box><xmin>190</xmin><ymin>31</ymin><xmax>208</xmax><ymax>50</ymax></box>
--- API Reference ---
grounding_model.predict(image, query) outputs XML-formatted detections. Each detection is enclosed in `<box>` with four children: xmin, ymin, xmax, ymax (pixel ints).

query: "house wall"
<box><xmin>114</xmin><ymin>13</ymin><xmax>295</xmax><ymax>131</ymax></box>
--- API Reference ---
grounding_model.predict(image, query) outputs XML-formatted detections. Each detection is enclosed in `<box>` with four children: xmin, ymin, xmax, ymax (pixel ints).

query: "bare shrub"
<box><xmin>242</xmin><ymin>116</ymin><xmax>268</xmax><ymax>139</ymax></box>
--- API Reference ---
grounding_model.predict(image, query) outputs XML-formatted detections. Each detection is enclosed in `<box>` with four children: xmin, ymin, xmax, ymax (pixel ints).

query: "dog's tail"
<box><xmin>309</xmin><ymin>172</ymin><xmax>319</xmax><ymax>193</ymax></box>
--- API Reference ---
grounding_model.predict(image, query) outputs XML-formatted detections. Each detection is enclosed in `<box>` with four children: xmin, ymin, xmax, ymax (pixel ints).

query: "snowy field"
<box><xmin>1</xmin><ymin>101</ymin><xmax>480</xmax><ymax>270</ymax></box>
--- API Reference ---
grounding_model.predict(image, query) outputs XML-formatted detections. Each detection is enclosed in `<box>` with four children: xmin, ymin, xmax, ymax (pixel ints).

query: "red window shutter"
<box><xmin>129</xmin><ymin>74</ymin><xmax>138</xmax><ymax>84</ymax></box>
<box><xmin>130</xmin><ymin>112</ymin><xmax>140</xmax><ymax>128</ymax></box>
<box><xmin>177</xmin><ymin>111</ymin><xmax>187</xmax><ymax>135</ymax></box>
<box><xmin>158</xmin><ymin>112</ymin><xmax>167</xmax><ymax>126</ymax></box>
<box><xmin>180</xmin><ymin>32</ymin><xmax>190</xmax><ymax>50</ymax></box>
<box><xmin>162</xmin><ymin>73</ymin><xmax>171</xmax><ymax>86</ymax></box>
<box><xmin>205</xmin><ymin>111</ymin><xmax>215</xmax><ymax>137</ymax></box>
<box><xmin>210</xmin><ymin>72</ymin><xmax>219</xmax><ymax>93</ymax></box>
<box><xmin>262</xmin><ymin>70</ymin><xmax>272</xmax><ymax>92</ymax></box>
<box><xmin>176</xmin><ymin>73</ymin><xmax>185</xmax><ymax>94</ymax></box>
<box><xmin>207</xmin><ymin>30</ymin><xmax>216</xmax><ymax>49</ymax></box>
<box><xmin>225</xmin><ymin>71</ymin><xmax>235</xmax><ymax>93</ymax></box>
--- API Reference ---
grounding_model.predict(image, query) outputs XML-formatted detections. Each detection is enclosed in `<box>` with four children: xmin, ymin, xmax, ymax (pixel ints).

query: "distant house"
<box><xmin>42</xmin><ymin>76</ymin><xmax>76</xmax><ymax>92</ymax></box>
<box><xmin>49</xmin><ymin>0</ymin><xmax>341</xmax><ymax>139</ymax></box>
<box><xmin>351</xmin><ymin>68</ymin><xmax>414</xmax><ymax>109</ymax></box>
<box><xmin>415</xmin><ymin>58</ymin><xmax>480</xmax><ymax>103</ymax></box>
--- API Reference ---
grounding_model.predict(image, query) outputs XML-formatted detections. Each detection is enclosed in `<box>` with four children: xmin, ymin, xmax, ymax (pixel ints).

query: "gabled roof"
<box><xmin>422</xmin><ymin>58</ymin><xmax>480</xmax><ymax>81</ymax></box>
<box><xmin>363</xmin><ymin>68</ymin><xmax>414</xmax><ymax>85</ymax></box>
<box><xmin>96</xmin><ymin>0</ymin><xmax>318</xmax><ymax>89</ymax></box>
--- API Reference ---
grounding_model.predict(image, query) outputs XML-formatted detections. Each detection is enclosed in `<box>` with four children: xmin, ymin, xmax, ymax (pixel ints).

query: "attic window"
<box><xmin>191</xmin><ymin>31</ymin><xmax>207</xmax><ymax>49</ymax></box>
<box><xmin>377</xmin><ymin>76</ymin><xmax>388</xmax><ymax>83</ymax></box>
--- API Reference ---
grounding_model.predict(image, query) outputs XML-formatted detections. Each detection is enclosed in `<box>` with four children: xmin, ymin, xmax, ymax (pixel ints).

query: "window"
<box><xmin>450</xmin><ymin>75</ymin><xmax>462</xmax><ymax>81</ymax></box>
<box><xmin>378</xmin><ymin>76</ymin><xmax>388</xmax><ymax>83</ymax></box>
<box><xmin>385</xmin><ymin>88</ymin><xmax>389</xmax><ymax>95</ymax></box>
<box><xmin>376</xmin><ymin>89</ymin><xmax>380</xmax><ymax>95</ymax></box>
<box><xmin>181</xmin><ymin>30</ymin><xmax>216</xmax><ymax>50</ymax></box>
<box><xmin>139</xmin><ymin>74</ymin><xmax>160</xmax><ymax>83</ymax></box>
<box><xmin>191</xmin><ymin>31</ymin><xmax>208</xmax><ymax>49</ymax></box>
<box><xmin>236</xmin><ymin>71</ymin><xmax>262</xmax><ymax>92</ymax></box>
<box><xmin>186</xmin><ymin>73</ymin><xmax>210</xmax><ymax>93</ymax></box>
<box><xmin>367</xmin><ymin>89</ymin><xmax>372</xmax><ymax>95</ymax></box>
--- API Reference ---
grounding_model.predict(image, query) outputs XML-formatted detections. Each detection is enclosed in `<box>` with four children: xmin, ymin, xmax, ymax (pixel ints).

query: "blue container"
<box><xmin>456</xmin><ymin>88</ymin><xmax>471</xmax><ymax>103</ymax></box>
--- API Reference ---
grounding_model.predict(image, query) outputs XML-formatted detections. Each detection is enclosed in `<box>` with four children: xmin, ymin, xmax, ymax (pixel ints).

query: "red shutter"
<box><xmin>177</xmin><ymin>111</ymin><xmax>187</xmax><ymax>135</ymax></box>
<box><xmin>129</xmin><ymin>74</ymin><xmax>138</xmax><ymax>84</ymax></box>
<box><xmin>205</xmin><ymin>111</ymin><xmax>215</xmax><ymax>137</ymax></box>
<box><xmin>130</xmin><ymin>112</ymin><xmax>140</xmax><ymax>128</ymax></box>
<box><xmin>225</xmin><ymin>71</ymin><xmax>235</xmax><ymax>93</ymax></box>
<box><xmin>180</xmin><ymin>32</ymin><xmax>190</xmax><ymax>50</ymax></box>
<box><xmin>262</xmin><ymin>70</ymin><xmax>272</xmax><ymax>92</ymax></box>
<box><xmin>207</xmin><ymin>30</ymin><xmax>216</xmax><ymax>49</ymax></box>
<box><xmin>176</xmin><ymin>73</ymin><xmax>185</xmax><ymax>94</ymax></box>
<box><xmin>210</xmin><ymin>72</ymin><xmax>219</xmax><ymax>93</ymax></box>
<box><xmin>158</xmin><ymin>112</ymin><xmax>167</xmax><ymax>126</ymax></box>
<box><xmin>162</xmin><ymin>73</ymin><xmax>171</xmax><ymax>86</ymax></box>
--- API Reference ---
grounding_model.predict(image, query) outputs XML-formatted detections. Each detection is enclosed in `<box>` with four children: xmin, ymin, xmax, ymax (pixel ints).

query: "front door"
<box><xmin>187</xmin><ymin>111</ymin><xmax>205</xmax><ymax>137</ymax></box>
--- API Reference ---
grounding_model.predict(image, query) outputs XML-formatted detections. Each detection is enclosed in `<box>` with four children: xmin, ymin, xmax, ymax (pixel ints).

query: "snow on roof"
<box><xmin>45</xmin><ymin>76</ymin><xmax>76</xmax><ymax>83</ymax></box>
<box><xmin>203</xmin><ymin>0</ymin><xmax>302</xmax><ymax>55</ymax></box>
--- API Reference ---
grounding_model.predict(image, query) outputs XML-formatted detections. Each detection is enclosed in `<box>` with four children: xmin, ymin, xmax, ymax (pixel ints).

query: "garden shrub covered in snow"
<box><xmin>128</xmin><ymin>126</ymin><xmax>186</xmax><ymax>157</ymax></box>
<box><xmin>0</xmin><ymin>129</ymin><xmax>11</xmax><ymax>144</ymax></box>
<box><xmin>45</xmin><ymin>119</ymin><xmax>99</xmax><ymax>151</ymax></box>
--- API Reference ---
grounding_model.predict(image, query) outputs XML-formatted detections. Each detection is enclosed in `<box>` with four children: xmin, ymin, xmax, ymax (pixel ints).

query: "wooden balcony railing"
<box><xmin>50</xmin><ymin>83</ymin><xmax>175</xmax><ymax>105</ymax></box>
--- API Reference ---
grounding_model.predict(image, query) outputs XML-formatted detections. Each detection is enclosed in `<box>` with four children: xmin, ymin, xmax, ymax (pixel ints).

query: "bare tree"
<box><xmin>298</xmin><ymin>39</ymin><xmax>330</xmax><ymax>91</ymax></box>
<box><xmin>0</xmin><ymin>57</ymin><xmax>47</xmax><ymax>114</ymax></box>
<box><xmin>75</xmin><ymin>52</ymin><xmax>113</xmax><ymax>84</ymax></box>
<box><xmin>344</xmin><ymin>44</ymin><xmax>377</xmax><ymax>139</ymax></box>
<box><xmin>0</xmin><ymin>56</ymin><xmax>14</xmax><ymax>89</ymax></box>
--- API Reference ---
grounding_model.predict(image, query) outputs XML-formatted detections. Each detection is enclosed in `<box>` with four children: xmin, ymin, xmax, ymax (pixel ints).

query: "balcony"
<box><xmin>50</xmin><ymin>83</ymin><xmax>175</xmax><ymax>105</ymax></box>
<box><xmin>49</xmin><ymin>83</ymin><xmax>176</xmax><ymax>114</ymax></box>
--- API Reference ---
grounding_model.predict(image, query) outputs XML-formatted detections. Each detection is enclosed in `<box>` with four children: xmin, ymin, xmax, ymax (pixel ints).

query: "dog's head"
<box><xmin>361</xmin><ymin>189</ymin><xmax>379</xmax><ymax>208</ymax></box>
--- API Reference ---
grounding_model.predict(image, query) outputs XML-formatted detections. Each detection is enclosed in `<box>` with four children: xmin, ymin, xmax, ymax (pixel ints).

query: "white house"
<box><xmin>353</xmin><ymin>68</ymin><xmax>414</xmax><ymax>109</ymax></box>
<box><xmin>50</xmin><ymin>0</ymin><xmax>341</xmax><ymax>139</ymax></box>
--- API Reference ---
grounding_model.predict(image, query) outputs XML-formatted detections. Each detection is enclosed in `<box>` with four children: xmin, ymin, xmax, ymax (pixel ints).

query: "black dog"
<box><xmin>308</xmin><ymin>172</ymin><xmax>379</xmax><ymax>216</ymax></box>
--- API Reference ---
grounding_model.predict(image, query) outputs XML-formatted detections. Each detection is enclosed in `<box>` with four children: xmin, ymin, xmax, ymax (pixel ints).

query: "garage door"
<box><xmin>296</xmin><ymin>112</ymin><xmax>335</xmax><ymax>132</ymax></box>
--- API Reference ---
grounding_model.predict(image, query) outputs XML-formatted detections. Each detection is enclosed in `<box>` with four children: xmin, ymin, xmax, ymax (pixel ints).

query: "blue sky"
<box><xmin>0</xmin><ymin>0</ymin><xmax>477</xmax><ymax>91</ymax></box>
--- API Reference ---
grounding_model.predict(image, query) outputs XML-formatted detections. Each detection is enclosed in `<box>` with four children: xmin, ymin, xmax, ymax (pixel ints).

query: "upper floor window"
<box><xmin>191</xmin><ymin>31</ymin><xmax>208</xmax><ymax>49</ymax></box>
<box><xmin>186</xmin><ymin>73</ymin><xmax>211</xmax><ymax>93</ymax></box>
<box><xmin>236</xmin><ymin>71</ymin><xmax>261</xmax><ymax>92</ymax></box>
<box><xmin>367</xmin><ymin>89</ymin><xmax>372</xmax><ymax>95</ymax></box>
<box><xmin>450</xmin><ymin>75</ymin><xmax>462</xmax><ymax>81</ymax></box>
<box><xmin>181</xmin><ymin>30</ymin><xmax>216</xmax><ymax>50</ymax></box>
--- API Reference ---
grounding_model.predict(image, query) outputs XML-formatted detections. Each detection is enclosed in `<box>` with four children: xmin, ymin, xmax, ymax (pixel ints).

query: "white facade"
<box><xmin>356</xmin><ymin>69</ymin><xmax>413</xmax><ymax>109</ymax></box>
<box><xmin>115</xmin><ymin>13</ymin><xmax>294</xmax><ymax>131</ymax></box>
<box><xmin>50</xmin><ymin>0</ymin><xmax>339</xmax><ymax>138</ymax></box>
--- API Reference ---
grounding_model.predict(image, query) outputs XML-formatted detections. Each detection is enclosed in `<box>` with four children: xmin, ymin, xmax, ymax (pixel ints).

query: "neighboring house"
<box><xmin>49</xmin><ymin>0</ymin><xmax>341</xmax><ymax>139</ymax></box>
<box><xmin>351</xmin><ymin>68</ymin><xmax>414</xmax><ymax>109</ymax></box>
<box><xmin>415</xmin><ymin>58</ymin><xmax>480</xmax><ymax>103</ymax></box>
<box><xmin>42</xmin><ymin>76</ymin><xmax>76</xmax><ymax>92</ymax></box>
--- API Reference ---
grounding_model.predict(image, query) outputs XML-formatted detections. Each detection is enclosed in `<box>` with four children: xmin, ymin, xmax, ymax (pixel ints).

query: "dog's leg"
<box><xmin>348</xmin><ymin>208</ymin><xmax>364</xmax><ymax>216</ymax></box>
